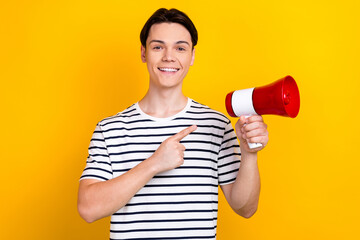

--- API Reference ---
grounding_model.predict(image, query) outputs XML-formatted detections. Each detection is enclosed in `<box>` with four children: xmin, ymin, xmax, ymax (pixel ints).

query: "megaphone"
<box><xmin>225</xmin><ymin>75</ymin><xmax>300</xmax><ymax>149</ymax></box>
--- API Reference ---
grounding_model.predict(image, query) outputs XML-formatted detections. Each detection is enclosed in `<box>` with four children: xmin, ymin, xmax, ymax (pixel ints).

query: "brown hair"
<box><xmin>140</xmin><ymin>8</ymin><xmax>198</xmax><ymax>49</ymax></box>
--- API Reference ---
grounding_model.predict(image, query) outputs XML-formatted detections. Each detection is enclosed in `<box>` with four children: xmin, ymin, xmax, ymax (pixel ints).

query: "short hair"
<box><xmin>140</xmin><ymin>8</ymin><xmax>198</xmax><ymax>48</ymax></box>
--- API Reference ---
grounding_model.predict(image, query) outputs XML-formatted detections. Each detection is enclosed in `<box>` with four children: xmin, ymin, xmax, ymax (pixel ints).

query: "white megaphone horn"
<box><xmin>225</xmin><ymin>75</ymin><xmax>300</xmax><ymax>149</ymax></box>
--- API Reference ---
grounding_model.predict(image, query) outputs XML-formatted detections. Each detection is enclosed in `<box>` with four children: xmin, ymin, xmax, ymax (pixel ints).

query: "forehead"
<box><xmin>147</xmin><ymin>22</ymin><xmax>192</xmax><ymax>45</ymax></box>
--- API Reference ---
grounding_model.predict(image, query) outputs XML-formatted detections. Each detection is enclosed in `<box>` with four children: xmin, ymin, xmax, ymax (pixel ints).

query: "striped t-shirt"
<box><xmin>80</xmin><ymin>98</ymin><xmax>241</xmax><ymax>240</ymax></box>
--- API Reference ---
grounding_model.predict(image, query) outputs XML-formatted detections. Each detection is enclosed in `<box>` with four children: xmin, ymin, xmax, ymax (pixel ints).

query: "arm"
<box><xmin>221</xmin><ymin>115</ymin><xmax>268</xmax><ymax>218</ymax></box>
<box><xmin>78</xmin><ymin>157</ymin><xmax>158</xmax><ymax>223</ymax></box>
<box><xmin>77</xmin><ymin>125</ymin><xmax>197</xmax><ymax>223</ymax></box>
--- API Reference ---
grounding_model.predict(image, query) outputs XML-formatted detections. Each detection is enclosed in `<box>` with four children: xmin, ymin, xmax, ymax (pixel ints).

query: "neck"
<box><xmin>139</xmin><ymin>85</ymin><xmax>188</xmax><ymax>118</ymax></box>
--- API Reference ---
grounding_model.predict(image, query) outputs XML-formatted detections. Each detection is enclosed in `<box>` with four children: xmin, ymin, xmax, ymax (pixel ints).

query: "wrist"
<box><xmin>143</xmin><ymin>155</ymin><xmax>161</xmax><ymax>176</ymax></box>
<box><xmin>240</xmin><ymin>150</ymin><xmax>258</xmax><ymax>163</ymax></box>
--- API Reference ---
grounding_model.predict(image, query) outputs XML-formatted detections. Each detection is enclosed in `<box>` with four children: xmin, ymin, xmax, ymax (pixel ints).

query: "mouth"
<box><xmin>158</xmin><ymin>67</ymin><xmax>180</xmax><ymax>73</ymax></box>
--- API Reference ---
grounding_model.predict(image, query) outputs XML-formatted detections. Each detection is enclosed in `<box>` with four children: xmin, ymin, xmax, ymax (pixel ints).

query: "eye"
<box><xmin>153</xmin><ymin>45</ymin><xmax>162</xmax><ymax>50</ymax></box>
<box><xmin>177</xmin><ymin>47</ymin><xmax>186</xmax><ymax>51</ymax></box>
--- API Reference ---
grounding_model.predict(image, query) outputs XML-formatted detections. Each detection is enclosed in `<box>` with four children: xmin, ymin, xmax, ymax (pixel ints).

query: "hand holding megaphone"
<box><xmin>236</xmin><ymin>115</ymin><xmax>268</xmax><ymax>151</ymax></box>
<box><xmin>225</xmin><ymin>75</ymin><xmax>300</xmax><ymax>149</ymax></box>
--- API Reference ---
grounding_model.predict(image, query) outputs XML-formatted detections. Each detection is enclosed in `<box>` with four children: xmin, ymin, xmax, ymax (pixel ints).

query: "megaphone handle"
<box><xmin>244</xmin><ymin>115</ymin><xmax>263</xmax><ymax>149</ymax></box>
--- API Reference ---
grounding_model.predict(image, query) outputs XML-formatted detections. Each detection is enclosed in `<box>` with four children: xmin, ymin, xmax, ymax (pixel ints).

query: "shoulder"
<box><xmin>188</xmin><ymin>99</ymin><xmax>231</xmax><ymax>125</ymax></box>
<box><xmin>97</xmin><ymin>103</ymin><xmax>142</xmax><ymax>128</ymax></box>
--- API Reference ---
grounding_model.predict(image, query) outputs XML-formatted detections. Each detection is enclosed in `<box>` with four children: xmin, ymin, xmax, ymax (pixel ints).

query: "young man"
<box><xmin>78</xmin><ymin>8</ymin><xmax>268</xmax><ymax>239</ymax></box>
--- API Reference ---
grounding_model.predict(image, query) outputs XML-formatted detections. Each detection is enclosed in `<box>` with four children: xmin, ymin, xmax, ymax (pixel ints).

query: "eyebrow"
<box><xmin>149</xmin><ymin>40</ymin><xmax>190</xmax><ymax>46</ymax></box>
<box><xmin>176</xmin><ymin>41</ymin><xmax>190</xmax><ymax>46</ymax></box>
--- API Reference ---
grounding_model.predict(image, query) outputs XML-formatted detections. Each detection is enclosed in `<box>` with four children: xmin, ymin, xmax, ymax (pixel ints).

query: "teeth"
<box><xmin>159</xmin><ymin>68</ymin><xmax>179</xmax><ymax>72</ymax></box>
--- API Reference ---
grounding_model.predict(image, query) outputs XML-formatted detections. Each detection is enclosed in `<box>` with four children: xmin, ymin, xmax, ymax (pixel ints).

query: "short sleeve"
<box><xmin>218</xmin><ymin>121</ymin><xmax>241</xmax><ymax>185</ymax></box>
<box><xmin>80</xmin><ymin>124</ymin><xmax>113</xmax><ymax>181</ymax></box>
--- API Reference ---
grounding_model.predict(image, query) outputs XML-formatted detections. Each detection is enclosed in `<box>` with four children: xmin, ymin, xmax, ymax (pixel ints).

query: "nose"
<box><xmin>162</xmin><ymin>48</ymin><xmax>175</xmax><ymax>62</ymax></box>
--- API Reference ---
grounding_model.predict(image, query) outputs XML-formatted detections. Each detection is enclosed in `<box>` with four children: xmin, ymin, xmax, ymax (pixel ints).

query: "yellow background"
<box><xmin>1</xmin><ymin>0</ymin><xmax>359</xmax><ymax>239</ymax></box>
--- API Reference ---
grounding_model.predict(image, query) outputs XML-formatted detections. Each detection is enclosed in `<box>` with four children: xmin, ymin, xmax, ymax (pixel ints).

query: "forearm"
<box><xmin>229</xmin><ymin>153</ymin><xmax>260</xmax><ymax>217</ymax></box>
<box><xmin>78</xmin><ymin>157</ymin><xmax>159</xmax><ymax>223</ymax></box>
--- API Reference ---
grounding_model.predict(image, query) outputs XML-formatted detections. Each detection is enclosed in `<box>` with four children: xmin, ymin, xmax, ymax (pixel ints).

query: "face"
<box><xmin>141</xmin><ymin>22</ymin><xmax>195</xmax><ymax>90</ymax></box>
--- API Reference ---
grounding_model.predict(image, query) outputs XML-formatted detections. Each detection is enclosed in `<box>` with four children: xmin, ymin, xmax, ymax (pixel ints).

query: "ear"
<box><xmin>141</xmin><ymin>45</ymin><xmax>146</xmax><ymax>63</ymax></box>
<box><xmin>190</xmin><ymin>48</ymin><xmax>195</xmax><ymax>66</ymax></box>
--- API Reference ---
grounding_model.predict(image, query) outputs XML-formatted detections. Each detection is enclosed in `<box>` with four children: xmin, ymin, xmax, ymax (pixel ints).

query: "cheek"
<box><xmin>180</xmin><ymin>55</ymin><xmax>193</xmax><ymax>68</ymax></box>
<box><xmin>146</xmin><ymin>51</ymin><xmax>160</xmax><ymax>62</ymax></box>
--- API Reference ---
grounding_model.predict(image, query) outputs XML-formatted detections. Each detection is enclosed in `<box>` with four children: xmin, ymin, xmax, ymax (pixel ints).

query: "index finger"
<box><xmin>171</xmin><ymin>125</ymin><xmax>197</xmax><ymax>142</ymax></box>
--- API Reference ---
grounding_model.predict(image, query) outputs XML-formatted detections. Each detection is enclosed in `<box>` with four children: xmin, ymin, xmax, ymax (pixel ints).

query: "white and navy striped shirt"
<box><xmin>81</xmin><ymin>98</ymin><xmax>241</xmax><ymax>240</ymax></box>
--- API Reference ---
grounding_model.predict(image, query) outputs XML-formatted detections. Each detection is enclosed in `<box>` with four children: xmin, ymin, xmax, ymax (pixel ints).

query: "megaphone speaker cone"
<box><xmin>252</xmin><ymin>75</ymin><xmax>300</xmax><ymax>118</ymax></box>
<box><xmin>282</xmin><ymin>76</ymin><xmax>300</xmax><ymax>118</ymax></box>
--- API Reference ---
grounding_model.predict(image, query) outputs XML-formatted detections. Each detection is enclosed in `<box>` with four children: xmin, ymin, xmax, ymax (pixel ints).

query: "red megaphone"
<box><xmin>225</xmin><ymin>75</ymin><xmax>300</xmax><ymax>118</ymax></box>
<box><xmin>225</xmin><ymin>75</ymin><xmax>300</xmax><ymax>149</ymax></box>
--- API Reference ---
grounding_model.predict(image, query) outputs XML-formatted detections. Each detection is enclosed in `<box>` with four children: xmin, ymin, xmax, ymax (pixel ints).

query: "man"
<box><xmin>78</xmin><ymin>8</ymin><xmax>269</xmax><ymax>239</ymax></box>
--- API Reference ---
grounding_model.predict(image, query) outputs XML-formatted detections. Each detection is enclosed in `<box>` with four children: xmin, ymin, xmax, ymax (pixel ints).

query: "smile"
<box><xmin>158</xmin><ymin>67</ymin><xmax>180</xmax><ymax>72</ymax></box>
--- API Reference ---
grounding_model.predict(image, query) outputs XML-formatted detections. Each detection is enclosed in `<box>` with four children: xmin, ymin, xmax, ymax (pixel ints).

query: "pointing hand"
<box><xmin>149</xmin><ymin>125</ymin><xmax>197</xmax><ymax>173</ymax></box>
